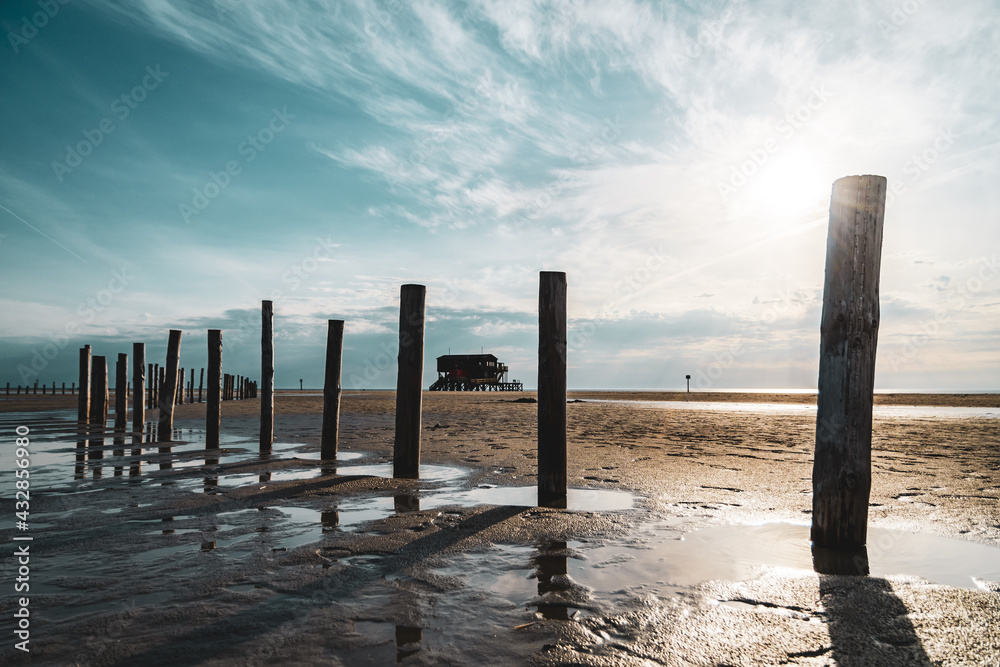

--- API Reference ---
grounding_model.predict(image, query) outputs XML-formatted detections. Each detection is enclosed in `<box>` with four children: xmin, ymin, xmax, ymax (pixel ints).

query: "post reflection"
<box><xmin>533</xmin><ymin>540</ymin><xmax>571</xmax><ymax>620</ymax></box>
<box><xmin>204</xmin><ymin>456</ymin><xmax>219</xmax><ymax>494</ymax></box>
<box><xmin>321</xmin><ymin>509</ymin><xmax>339</xmax><ymax>531</ymax></box>
<box><xmin>129</xmin><ymin>434</ymin><xmax>142</xmax><ymax>477</ymax></box>
<box><xmin>395</xmin><ymin>625</ymin><xmax>422</xmax><ymax>662</ymax></box>
<box><xmin>394</xmin><ymin>494</ymin><xmax>419</xmax><ymax>513</ymax></box>
<box><xmin>812</xmin><ymin>543</ymin><xmax>870</xmax><ymax>576</ymax></box>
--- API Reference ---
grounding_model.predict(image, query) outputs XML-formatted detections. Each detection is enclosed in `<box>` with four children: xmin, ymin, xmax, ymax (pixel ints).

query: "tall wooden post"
<box><xmin>538</xmin><ymin>271</ymin><xmax>567</xmax><ymax>507</ymax></box>
<box><xmin>90</xmin><ymin>355</ymin><xmax>108</xmax><ymax>447</ymax></box>
<box><xmin>132</xmin><ymin>344</ymin><xmax>145</xmax><ymax>434</ymax></box>
<box><xmin>812</xmin><ymin>175</ymin><xmax>886</xmax><ymax>549</ymax></box>
<box><xmin>158</xmin><ymin>330</ymin><xmax>182</xmax><ymax>442</ymax></box>
<box><xmin>207</xmin><ymin>330</ymin><xmax>222</xmax><ymax>449</ymax></box>
<box><xmin>321</xmin><ymin>319</ymin><xmax>345</xmax><ymax>460</ymax></box>
<box><xmin>78</xmin><ymin>345</ymin><xmax>91</xmax><ymax>423</ymax></box>
<box><xmin>146</xmin><ymin>364</ymin><xmax>153</xmax><ymax>409</ymax></box>
<box><xmin>260</xmin><ymin>300</ymin><xmax>274</xmax><ymax>452</ymax></box>
<box><xmin>198</xmin><ymin>368</ymin><xmax>204</xmax><ymax>403</ymax></box>
<box><xmin>393</xmin><ymin>285</ymin><xmax>425</xmax><ymax>478</ymax></box>
<box><xmin>114</xmin><ymin>353</ymin><xmax>128</xmax><ymax>434</ymax></box>
<box><xmin>178</xmin><ymin>368</ymin><xmax>185</xmax><ymax>405</ymax></box>
<box><xmin>153</xmin><ymin>363</ymin><xmax>160</xmax><ymax>409</ymax></box>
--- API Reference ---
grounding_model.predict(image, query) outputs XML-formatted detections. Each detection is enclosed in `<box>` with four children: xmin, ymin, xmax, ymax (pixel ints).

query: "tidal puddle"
<box><xmin>422</xmin><ymin>486</ymin><xmax>636</xmax><ymax>511</ymax></box>
<box><xmin>582</xmin><ymin>399</ymin><xmax>1000</xmax><ymax>419</ymax></box>
<box><xmin>336</xmin><ymin>463</ymin><xmax>470</xmax><ymax>483</ymax></box>
<box><xmin>429</xmin><ymin>521</ymin><xmax>1000</xmax><ymax>620</ymax></box>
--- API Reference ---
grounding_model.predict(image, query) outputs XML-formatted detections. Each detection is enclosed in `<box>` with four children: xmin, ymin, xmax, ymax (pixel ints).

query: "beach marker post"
<box><xmin>158</xmin><ymin>330</ymin><xmax>182</xmax><ymax>442</ymax></box>
<box><xmin>261</xmin><ymin>300</ymin><xmax>274</xmax><ymax>452</ymax></box>
<box><xmin>321</xmin><ymin>319</ymin><xmax>345</xmax><ymax>460</ymax></box>
<box><xmin>198</xmin><ymin>367</ymin><xmax>204</xmax><ymax>403</ymax></box>
<box><xmin>538</xmin><ymin>271</ymin><xmax>568</xmax><ymax>507</ymax></box>
<box><xmin>812</xmin><ymin>175</ymin><xmax>886</xmax><ymax>549</ymax></box>
<box><xmin>207</xmin><ymin>329</ymin><xmax>222</xmax><ymax>448</ymax></box>
<box><xmin>78</xmin><ymin>345</ymin><xmax>91</xmax><ymax>424</ymax></box>
<box><xmin>393</xmin><ymin>284</ymin><xmax>426</xmax><ymax>479</ymax></box>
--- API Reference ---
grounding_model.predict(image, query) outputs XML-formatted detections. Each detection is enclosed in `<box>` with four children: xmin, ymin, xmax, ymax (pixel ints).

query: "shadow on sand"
<box><xmin>814</xmin><ymin>545</ymin><xmax>935</xmax><ymax>665</ymax></box>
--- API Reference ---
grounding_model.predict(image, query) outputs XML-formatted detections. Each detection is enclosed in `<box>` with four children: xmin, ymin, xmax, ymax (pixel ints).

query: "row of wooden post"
<box><xmin>5</xmin><ymin>382</ymin><xmax>78</xmax><ymax>395</ymax></box>
<box><xmin>57</xmin><ymin>175</ymin><xmax>883</xmax><ymax>552</ymax></box>
<box><xmin>75</xmin><ymin>334</ymin><xmax>256</xmax><ymax>445</ymax></box>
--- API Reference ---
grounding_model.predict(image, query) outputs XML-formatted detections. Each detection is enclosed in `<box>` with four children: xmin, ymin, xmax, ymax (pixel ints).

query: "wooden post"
<box><xmin>207</xmin><ymin>330</ymin><xmax>222</xmax><ymax>449</ymax></box>
<box><xmin>393</xmin><ymin>285</ymin><xmax>426</xmax><ymax>479</ymax></box>
<box><xmin>158</xmin><ymin>330</ymin><xmax>182</xmax><ymax>442</ymax></box>
<box><xmin>178</xmin><ymin>367</ymin><xmax>185</xmax><ymax>405</ymax></box>
<box><xmin>321</xmin><ymin>319</ymin><xmax>345</xmax><ymax>460</ymax></box>
<box><xmin>153</xmin><ymin>363</ymin><xmax>159</xmax><ymax>409</ymax></box>
<box><xmin>146</xmin><ymin>364</ymin><xmax>153</xmax><ymax>409</ymax></box>
<box><xmin>61</xmin><ymin>382</ymin><xmax>65</xmax><ymax>394</ymax></box>
<box><xmin>114</xmin><ymin>353</ymin><xmax>128</xmax><ymax>434</ymax></box>
<box><xmin>538</xmin><ymin>271</ymin><xmax>568</xmax><ymax>507</ymax></box>
<box><xmin>133</xmin><ymin>343</ymin><xmax>145</xmax><ymax>434</ymax></box>
<box><xmin>78</xmin><ymin>346</ymin><xmax>91</xmax><ymax>423</ymax></box>
<box><xmin>198</xmin><ymin>367</ymin><xmax>204</xmax><ymax>403</ymax></box>
<box><xmin>260</xmin><ymin>300</ymin><xmax>274</xmax><ymax>452</ymax></box>
<box><xmin>812</xmin><ymin>175</ymin><xmax>886</xmax><ymax>549</ymax></box>
<box><xmin>90</xmin><ymin>356</ymin><xmax>109</xmax><ymax>430</ymax></box>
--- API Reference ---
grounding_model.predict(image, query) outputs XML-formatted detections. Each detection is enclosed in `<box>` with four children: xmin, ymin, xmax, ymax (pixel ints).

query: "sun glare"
<box><xmin>747</xmin><ymin>148</ymin><xmax>829</xmax><ymax>219</ymax></box>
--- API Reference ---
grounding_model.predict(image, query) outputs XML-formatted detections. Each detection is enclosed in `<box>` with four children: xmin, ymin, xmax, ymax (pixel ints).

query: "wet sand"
<box><xmin>1</xmin><ymin>391</ymin><xmax>998</xmax><ymax>665</ymax></box>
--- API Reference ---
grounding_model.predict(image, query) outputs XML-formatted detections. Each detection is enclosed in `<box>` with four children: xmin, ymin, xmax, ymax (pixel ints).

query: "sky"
<box><xmin>1</xmin><ymin>0</ymin><xmax>998</xmax><ymax>391</ymax></box>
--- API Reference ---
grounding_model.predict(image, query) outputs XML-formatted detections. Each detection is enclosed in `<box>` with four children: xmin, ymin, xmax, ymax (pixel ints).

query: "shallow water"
<box><xmin>428</xmin><ymin>521</ymin><xmax>1000</xmax><ymax>620</ymax></box>
<box><xmin>583</xmin><ymin>399</ymin><xmax>1000</xmax><ymax>419</ymax></box>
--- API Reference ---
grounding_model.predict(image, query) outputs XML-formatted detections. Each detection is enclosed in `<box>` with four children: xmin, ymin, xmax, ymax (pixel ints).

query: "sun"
<box><xmin>747</xmin><ymin>147</ymin><xmax>830</xmax><ymax>220</ymax></box>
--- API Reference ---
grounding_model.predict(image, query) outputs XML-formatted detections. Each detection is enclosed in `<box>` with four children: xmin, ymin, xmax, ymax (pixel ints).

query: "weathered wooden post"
<box><xmin>153</xmin><ymin>363</ymin><xmax>160</xmax><ymax>409</ymax></box>
<box><xmin>198</xmin><ymin>368</ymin><xmax>204</xmax><ymax>403</ymax></box>
<box><xmin>132</xmin><ymin>343</ymin><xmax>145</xmax><ymax>434</ymax></box>
<box><xmin>812</xmin><ymin>175</ymin><xmax>886</xmax><ymax>549</ymax></box>
<box><xmin>261</xmin><ymin>300</ymin><xmax>274</xmax><ymax>452</ymax></box>
<box><xmin>90</xmin><ymin>355</ymin><xmax>108</xmax><ymax>458</ymax></box>
<box><xmin>178</xmin><ymin>367</ymin><xmax>185</xmax><ymax>405</ymax></box>
<box><xmin>538</xmin><ymin>271</ymin><xmax>568</xmax><ymax>507</ymax></box>
<box><xmin>158</xmin><ymin>330</ymin><xmax>182</xmax><ymax>442</ymax></box>
<box><xmin>78</xmin><ymin>345</ymin><xmax>91</xmax><ymax>423</ymax></box>
<box><xmin>207</xmin><ymin>330</ymin><xmax>222</xmax><ymax>449</ymax></box>
<box><xmin>393</xmin><ymin>285</ymin><xmax>426</xmax><ymax>478</ymax></box>
<box><xmin>114</xmin><ymin>353</ymin><xmax>128</xmax><ymax>434</ymax></box>
<box><xmin>146</xmin><ymin>364</ymin><xmax>153</xmax><ymax>409</ymax></box>
<box><xmin>321</xmin><ymin>319</ymin><xmax>345</xmax><ymax>460</ymax></box>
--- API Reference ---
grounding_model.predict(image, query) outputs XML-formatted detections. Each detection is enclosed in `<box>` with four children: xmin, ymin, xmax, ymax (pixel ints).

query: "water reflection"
<box><xmin>394</xmin><ymin>494</ymin><xmax>419</xmax><ymax>513</ymax></box>
<box><xmin>533</xmin><ymin>541</ymin><xmax>571</xmax><ymax>620</ymax></box>
<box><xmin>812</xmin><ymin>543</ymin><xmax>870</xmax><ymax>576</ymax></box>
<box><xmin>395</xmin><ymin>625</ymin><xmax>422</xmax><ymax>662</ymax></box>
<box><xmin>321</xmin><ymin>510</ymin><xmax>339</xmax><ymax>531</ymax></box>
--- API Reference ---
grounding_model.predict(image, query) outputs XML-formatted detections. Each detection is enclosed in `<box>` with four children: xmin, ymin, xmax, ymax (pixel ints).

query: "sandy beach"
<box><xmin>1</xmin><ymin>391</ymin><xmax>998</xmax><ymax>665</ymax></box>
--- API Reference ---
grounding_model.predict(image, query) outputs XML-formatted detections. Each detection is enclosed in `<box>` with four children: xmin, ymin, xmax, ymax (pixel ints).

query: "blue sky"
<box><xmin>1</xmin><ymin>0</ymin><xmax>998</xmax><ymax>391</ymax></box>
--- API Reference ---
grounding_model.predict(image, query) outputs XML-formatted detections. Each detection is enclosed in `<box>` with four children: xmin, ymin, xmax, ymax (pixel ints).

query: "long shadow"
<box><xmin>109</xmin><ymin>504</ymin><xmax>528</xmax><ymax>667</ymax></box>
<box><xmin>814</xmin><ymin>546</ymin><xmax>935</xmax><ymax>665</ymax></box>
